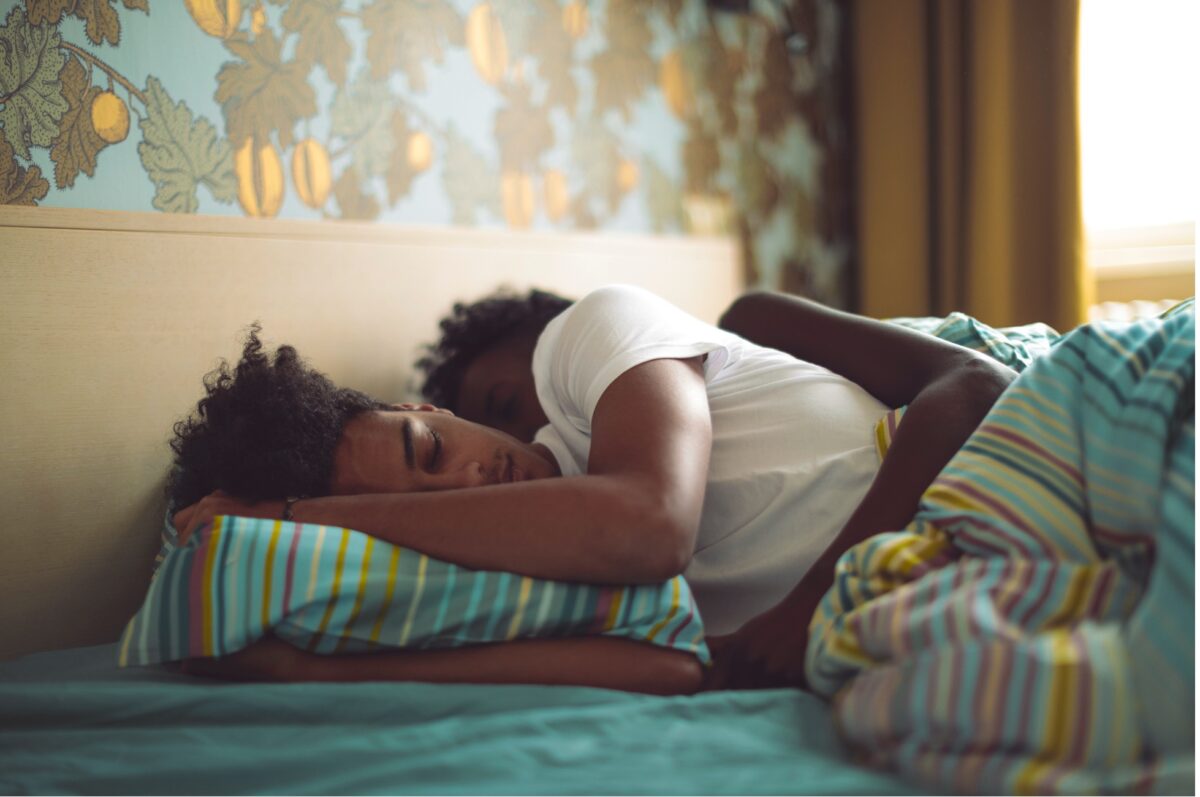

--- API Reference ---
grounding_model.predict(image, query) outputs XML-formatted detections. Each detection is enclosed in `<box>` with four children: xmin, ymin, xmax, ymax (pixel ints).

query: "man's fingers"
<box><xmin>172</xmin><ymin>504</ymin><xmax>195</xmax><ymax>534</ymax></box>
<box><xmin>704</xmin><ymin>633</ymin><xmax>732</xmax><ymax>653</ymax></box>
<box><xmin>702</xmin><ymin>657</ymin><xmax>732</xmax><ymax>691</ymax></box>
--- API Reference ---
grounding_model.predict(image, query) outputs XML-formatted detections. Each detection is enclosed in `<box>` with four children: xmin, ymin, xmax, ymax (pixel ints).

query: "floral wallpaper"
<box><xmin>0</xmin><ymin>0</ymin><xmax>852</xmax><ymax>304</ymax></box>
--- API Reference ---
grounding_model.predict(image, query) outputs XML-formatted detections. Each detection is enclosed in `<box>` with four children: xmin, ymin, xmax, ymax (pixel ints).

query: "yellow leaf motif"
<box><xmin>517</xmin><ymin>0</ymin><xmax>576</xmax><ymax>113</ymax></box>
<box><xmin>494</xmin><ymin>80</ymin><xmax>553</xmax><ymax>172</ymax></box>
<box><xmin>361</xmin><ymin>0</ymin><xmax>463</xmax><ymax>91</ymax></box>
<box><xmin>282</xmin><ymin>0</ymin><xmax>352</xmax><ymax>87</ymax></box>
<box><xmin>0</xmin><ymin>135</ymin><xmax>50</xmax><ymax>205</ymax></box>
<box><xmin>137</xmin><ymin>76</ymin><xmax>237</xmax><ymax>213</ymax></box>
<box><xmin>333</xmin><ymin>169</ymin><xmax>380</xmax><ymax>221</ymax></box>
<box><xmin>216</xmin><ymin>29</ymin><xmax>317</xmax><ymax>151</ymax></box>
<box><xmin>441</xmin><ymin>126</ymin><xmax>501</xmax><ymax>224</ymax></box>
<box><xmin>48</xmin><ymin>55</ymin><xmax>108</xmax><ymax>189</ymax></box>
<box><xmin>0</xmin><ymin>6</ymin><xmax>68</xmax><ymax>161</ymax></box>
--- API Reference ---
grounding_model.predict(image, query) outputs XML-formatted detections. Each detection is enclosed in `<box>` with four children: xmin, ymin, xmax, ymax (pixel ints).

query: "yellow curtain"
<box><xmin>852</xmin><ymin>0</ymin><xmax>1090</xmax><ymax>331</ymax></box>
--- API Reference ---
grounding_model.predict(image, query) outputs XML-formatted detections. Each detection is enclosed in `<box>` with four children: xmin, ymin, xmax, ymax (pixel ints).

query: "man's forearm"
<box><xmin>298</xmin><ymin>637</ymin><xmax>704</xmax><ymax>695</ymax></box>
<box><xmin>289</xmin><ymin>474</ymin><xmax>684</xmax><ymax>585</ymax></box>
<box><xmin>189</xmin><ymin>635</ymin><xmax>704</xmax><ymax>696</ymax></box>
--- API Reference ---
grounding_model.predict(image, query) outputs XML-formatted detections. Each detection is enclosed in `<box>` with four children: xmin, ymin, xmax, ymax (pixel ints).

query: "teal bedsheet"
<box><xmin>1</xmin><ymin>643</ymin><xmax>922</xmax><ymax>795</ymax></box>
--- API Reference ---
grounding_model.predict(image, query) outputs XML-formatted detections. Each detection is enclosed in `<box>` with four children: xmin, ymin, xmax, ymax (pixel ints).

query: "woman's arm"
<box><xmin>178</xmin><ymin>356</ymin><xmax>713</xmax><ymax>585</ymax></box>
<box><xmin>182</xmin><ymin>635</ymin><xmax>704</xmax><ymax>696</ymax></box>
<box><xmin>707</xmin><ymin>292</ymin><xmax>1017</xmax><ymax>689</ymax></box>
<box><xmin>719</xmin><ymin>290</ymin><xmax>1015</xmax><ymax>546</ymax></box>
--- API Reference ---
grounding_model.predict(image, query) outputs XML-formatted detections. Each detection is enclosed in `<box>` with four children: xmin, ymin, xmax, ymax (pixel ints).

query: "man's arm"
<box><xmin>182</xmin><ymin>635</ymin><xmax>705</xmax><ymax>696</ymax></box>
<box><xmin>706</xmin><ymin>292</ymin><xmax>1017</xmax><ymax>689</ymax></box>
<box><xmin>178</xmin><ymin>356</ymin><xmax>713</xmax><ymax>586</ymax></box>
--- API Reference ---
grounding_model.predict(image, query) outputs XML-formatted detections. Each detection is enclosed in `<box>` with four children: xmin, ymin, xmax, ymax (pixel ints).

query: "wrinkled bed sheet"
<box><xmin>1</xmin><ymin>643</ymin><xmax>922</xmax><ymax>795</ymax></box>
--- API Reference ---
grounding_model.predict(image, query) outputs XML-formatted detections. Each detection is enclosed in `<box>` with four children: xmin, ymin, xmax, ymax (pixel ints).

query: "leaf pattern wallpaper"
<box><xmin>0</xmin><ymin>0</ymin><xmax>852</xmax><ymax>304</ymax></box>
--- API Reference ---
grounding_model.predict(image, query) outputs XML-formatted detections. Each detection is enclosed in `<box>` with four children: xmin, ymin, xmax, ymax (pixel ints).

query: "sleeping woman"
<box><xmin>169</xmin><ymin>285</ymin><xmax>1016</xmax><ymax>693</ymax></box>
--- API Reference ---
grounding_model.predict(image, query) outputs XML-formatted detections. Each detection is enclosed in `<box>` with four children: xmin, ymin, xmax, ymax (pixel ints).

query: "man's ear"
<box><xmin>391</xmin><ymin>402</ymin><xmax>455</xmax><ymax>416</ymax></box>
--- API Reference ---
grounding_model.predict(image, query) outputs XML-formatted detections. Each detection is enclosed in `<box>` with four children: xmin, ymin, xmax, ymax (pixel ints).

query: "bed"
<box><xmin>0</xmin><ymin>206</ymin><xmax>927</xmax><ymax>795</ymax></box>
<box><xmin>1</xmin><ymin>642</ymin><xmax>919</xmax><ymax>795</ymax></box>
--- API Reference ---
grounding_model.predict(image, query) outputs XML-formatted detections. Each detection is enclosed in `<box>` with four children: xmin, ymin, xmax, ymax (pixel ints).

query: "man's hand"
<box><xmin>703</xmin><ymin>568</ymin><xmax>830</xmax><ymax>691</ymax></box>
<box><xmin>172</xmin><ymin>490</ymin><xmax>284</xmax><ymax>545</ymax></box>
<box><xmin>181</xmin><ymin>634</ymin><xmax>310</xmax><ymax>681</ymax></box>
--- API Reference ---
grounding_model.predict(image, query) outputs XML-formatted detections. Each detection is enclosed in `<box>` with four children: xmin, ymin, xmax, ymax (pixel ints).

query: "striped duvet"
<box><xmin>811</xmin><ymin>305</ymin><xmax>1195</xmax><ymax>794</ymax></box>
<box><xmin>119</xmin><ymin>516</ymin><xmax>710</xmax><ymax>667</ymax></box>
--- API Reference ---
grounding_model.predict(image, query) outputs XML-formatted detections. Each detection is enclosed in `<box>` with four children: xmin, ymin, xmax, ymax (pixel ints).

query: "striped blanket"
<box><xmin>119</xmin><ymin>515</ymin><xmax>710</xmax><ymax>667</ymax></box>
<box><xmin>809</xmin><ymin>307</ymin><xmax>1195</xmax><ymax>794</ymax></box>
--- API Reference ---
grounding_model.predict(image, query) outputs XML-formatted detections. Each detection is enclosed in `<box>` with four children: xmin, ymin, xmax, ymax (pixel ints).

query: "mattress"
<box><xmin>0</xmin><ymin>643</ymin><xmax>921</xmax><ymax>795</ymax></box>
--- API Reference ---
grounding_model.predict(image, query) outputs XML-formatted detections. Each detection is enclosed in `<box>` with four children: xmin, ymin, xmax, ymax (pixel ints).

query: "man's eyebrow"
<box><xmin>401</xmin><ymin>417</ymin><xmax>415</xmax><ymax>470</ymax></box>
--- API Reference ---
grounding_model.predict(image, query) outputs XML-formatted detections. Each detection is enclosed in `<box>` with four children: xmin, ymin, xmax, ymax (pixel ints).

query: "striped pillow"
<box><xmin>119</xmin><ymin>515</ymin><xmax>710</xmax><ymax>667</ymax></box>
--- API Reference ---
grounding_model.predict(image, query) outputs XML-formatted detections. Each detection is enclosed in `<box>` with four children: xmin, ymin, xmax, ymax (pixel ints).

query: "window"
<box><xmin>1079</xmin><ymin>0</ymin><xmax>1196</xmax><ymax>316</ymax></box>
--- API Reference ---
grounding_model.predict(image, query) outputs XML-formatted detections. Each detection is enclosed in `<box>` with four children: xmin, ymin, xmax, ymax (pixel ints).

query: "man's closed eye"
<box><xmin>428</xmin><ymin>427</ymin><xmax>442</xmax><ymax>471</ymax></box>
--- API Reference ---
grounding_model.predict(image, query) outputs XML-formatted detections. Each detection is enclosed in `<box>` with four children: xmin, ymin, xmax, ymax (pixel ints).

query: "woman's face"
<box><xmin>454</xmin><ymin>332</ymin><xmax>548</xmax><ymax>443</ymax></box>
<box><xmin>330</xmin><ymin>407</ymin><xmax>560</xmax><ymax>496</ymax></box>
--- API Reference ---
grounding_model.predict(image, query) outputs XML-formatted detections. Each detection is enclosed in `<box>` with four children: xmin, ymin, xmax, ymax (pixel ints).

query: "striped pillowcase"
<box><xmin>119</xmin><ymin>515</ymin><xmax>710</xmax><ymax>667</ymax></box>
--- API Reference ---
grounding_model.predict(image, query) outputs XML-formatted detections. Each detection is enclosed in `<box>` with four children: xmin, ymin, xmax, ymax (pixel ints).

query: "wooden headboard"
<box><xmin>0</xmin><ymin>206</ymin><xmax>743</xmax><ymax>660</ymax></box>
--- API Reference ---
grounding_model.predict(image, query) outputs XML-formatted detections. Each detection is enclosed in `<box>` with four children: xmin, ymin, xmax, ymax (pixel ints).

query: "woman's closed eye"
<box><xmin>486</xmin><ymin>384</ymin><xmax>518</xmax><ymax>423</ymax></box>
<box><xmin>499</xmin><ymin>396</ymin><xmax>517</xmax><ymax>422</ymax></box>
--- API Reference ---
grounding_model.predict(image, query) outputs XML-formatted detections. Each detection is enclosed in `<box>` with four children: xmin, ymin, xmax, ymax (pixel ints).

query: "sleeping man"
<box><xmin>170</xmin><ymin>286</ymin><xmax>1017</xmax><ymax>692</ymax></box>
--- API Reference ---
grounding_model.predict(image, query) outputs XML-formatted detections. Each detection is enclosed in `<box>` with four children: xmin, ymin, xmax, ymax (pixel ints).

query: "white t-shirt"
<box><xmin>532</xmin><ymin>285</ymin><xmax>888</xmax><ymax>635</ymax></box>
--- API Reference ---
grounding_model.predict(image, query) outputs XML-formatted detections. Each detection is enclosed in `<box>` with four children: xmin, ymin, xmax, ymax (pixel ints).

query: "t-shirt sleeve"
<box><xmin>533</xmin><ymin>284</ymin><xmax>734</xmax><ymax>427</ymax></box>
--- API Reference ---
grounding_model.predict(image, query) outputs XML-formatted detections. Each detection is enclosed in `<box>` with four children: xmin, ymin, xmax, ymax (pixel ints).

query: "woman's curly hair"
<box><xmin>416</xmin><ymin>288</ymin><xmax>573</xmax><ymax>410</ymax></box>
<box><xmin>166</xmin><ymin>325</ymin><xmax>389</xmax><ymax>509</ymax></box>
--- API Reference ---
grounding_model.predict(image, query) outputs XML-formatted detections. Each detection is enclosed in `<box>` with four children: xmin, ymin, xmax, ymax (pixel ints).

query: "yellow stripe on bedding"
<box><xmin>505</xmin><ymin>576</ymin><xmax>534</xmax><ymax>640</ymax></box>
<box><xmin>308</xmin><ymin>528</ymin><xmax>350</xmax><ymax>652</ymax></box>
<box><xmin>874</xmin><ymin>418</ymin><xmax>891</xmax><ymax>460</ymax></box>
<box><xmin>306</xmin><ymin>525</ymin><xmax>326</xmax><ymax>603</ymax></box>
<box><xmin>923</xmin><ymin>483</ymin><xmax>986</xmax><ymax>514</ymax></box>
<box><xmin>202</xmin><ymin>516</ymin><xmax>225</xmax><ymax>657</ymax></box>
<box><xmin>118</xmin><ymin>619</ymin><xmax>135</xmax><ymax>667</ymax></box>
<box><xmin>603</xmin><ymin>588</ymin><xmax>625</xmax><ymax>632</ymax></box>
<box><xmin>646</xmin><ymin>578</ymin><xmax>680</xmax><ymax>642</ymax></box>
<box><xmin>261</xmin><ymin>520</ymin><xmax>282</xmax><ymax>631</ymax></box>
<box><xmin>260</xmin><ymin>520</ymin><xmax>283</xmax><ymax>633</ymax></box>
<box><xmin>1016</xmin><ymin>632</ymin><xmax>1077</xmax><ymax>793</ymax></box>
<box><xmin>368</xmin><ymin>547</ymin><xmax>402</xmax><ymax>646</ymax></box>
<box><xmin>334</xmin><ymin>536</ymin><xmax>375</xmax><ymax>653</ymax></box>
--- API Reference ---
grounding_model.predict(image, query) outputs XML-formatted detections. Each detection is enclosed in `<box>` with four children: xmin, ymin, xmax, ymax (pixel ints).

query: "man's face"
<box><xmin>456</xmin><ymin>332</ymin><xmax>548</xmax><ymax>443</ymax></box>
<box><xmin>330</xmin><ymin>408</ymin><xmax>560</xmax><ymax>495</ymax></box>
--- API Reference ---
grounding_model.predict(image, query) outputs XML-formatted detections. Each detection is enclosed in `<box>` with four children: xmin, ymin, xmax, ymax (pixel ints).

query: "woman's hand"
<box><xmin>702</xmin><ymin>569</ymin><xmax>829</xmax><ymax>691</ymax></box>
<box><xmin>180</xmin><ymin>634</ymin><xmax>310</xmax><ymax>682</ymax></box>
<box><xmin>172</xmin><ymin>490</ymin><xmax>284</xmax><ymax>545</ymax></box>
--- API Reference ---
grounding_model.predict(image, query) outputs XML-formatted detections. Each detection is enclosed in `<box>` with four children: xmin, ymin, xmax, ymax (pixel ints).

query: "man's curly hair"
<box><xmin>166</xmin><ymin>325</ymin><xmax>389</xmax><ymax>509</ymax></box>
<box><xmin>416</xmin><ymin>288</ymin><xmax>573</xmax><ymax>411</ymax></box>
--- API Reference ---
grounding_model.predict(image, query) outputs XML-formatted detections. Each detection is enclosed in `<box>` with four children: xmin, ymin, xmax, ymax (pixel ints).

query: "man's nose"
<box><xmin>453</xmin><ymin>461</ymin><xmax>488</xmax><ymax>488</ymax></box>
<box><xmin>424</xmin><ymin>461</ymin><xmax>488</xmax><ymax>491</ymax></box>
